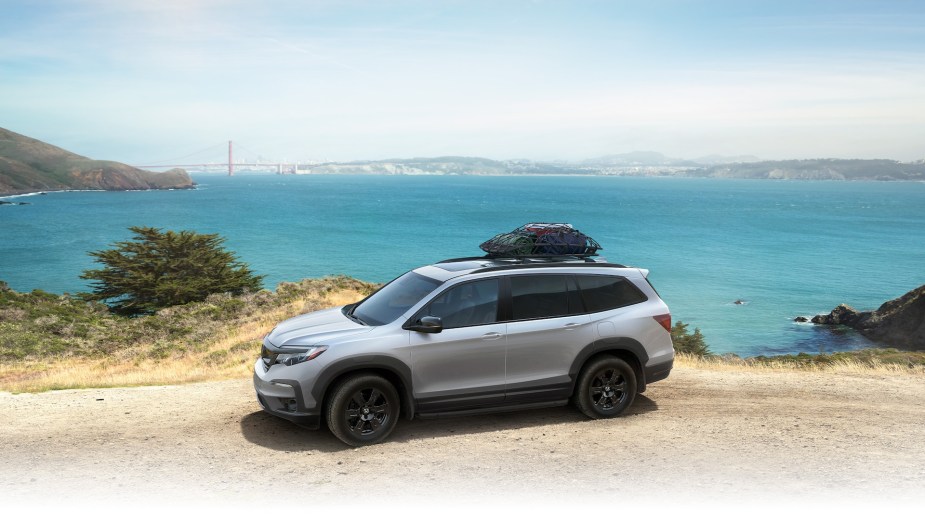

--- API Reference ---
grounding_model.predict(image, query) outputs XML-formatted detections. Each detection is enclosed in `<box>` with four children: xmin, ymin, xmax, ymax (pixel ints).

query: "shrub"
<box><xmin>80</xmin><ymin>226</ymin><xmax>264</xmax><ymax>315</ymax></box>
<box><xmin>671</xmin><ymin>321</ymin><xmax>712</xmax><ymax>356</ymax></box>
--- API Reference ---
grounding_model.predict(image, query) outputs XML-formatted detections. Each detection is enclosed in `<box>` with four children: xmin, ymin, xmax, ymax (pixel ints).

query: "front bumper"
<box><xmin>253</xmin><ymin>361</ymin><xmax>321</xmax><ymax>429</ymax></box>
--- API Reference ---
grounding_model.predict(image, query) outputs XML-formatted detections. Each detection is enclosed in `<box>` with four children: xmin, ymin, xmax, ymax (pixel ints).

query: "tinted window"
<box><xmin>352</xmin><ymin>271</ymin><xmax>441</xmax><ymax>326</ymax></box>
<box><xmin>421</xmin><ymin>279</ymin><xmax>499</xmax><ymax>329</ymax></box>
<box><xmin>511</xmin><ymin>275</ymin><xmax>578</xmax><ymax>320</ymax></box>
<box><xmin>576</xmin><ymin>275</ymin><xmax>647</xmax><ymax>313</ymax></box>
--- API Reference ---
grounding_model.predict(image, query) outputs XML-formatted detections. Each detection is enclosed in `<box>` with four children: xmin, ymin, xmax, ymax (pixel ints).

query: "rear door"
<box><xmin>503</xmin><ymin>274</ymin><xmax>593</xmax><ymax>403</ymax></box>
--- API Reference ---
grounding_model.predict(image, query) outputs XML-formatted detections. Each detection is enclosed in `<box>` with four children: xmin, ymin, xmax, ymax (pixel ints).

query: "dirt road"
<box><xmin>1</xmin><ymin>364</ymin><xmax>924</xmax><ymax>508</ymax></box>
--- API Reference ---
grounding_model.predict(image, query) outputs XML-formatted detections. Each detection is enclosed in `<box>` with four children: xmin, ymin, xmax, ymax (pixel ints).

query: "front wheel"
<box><xmin>574</xmin><ymin>356</ymin><xmax>637</xmax><ymax>419</ymax></box>
<box><xmin>326</xmin><ymin>374</ymin><xmax>400</xmax><ymax>446</ymax></box>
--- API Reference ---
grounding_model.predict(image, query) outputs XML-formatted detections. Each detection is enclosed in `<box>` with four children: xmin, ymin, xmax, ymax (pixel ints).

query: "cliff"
<box><xmin>0</xmin><ymin>127</ymin><xmax>195</xmax><ymax>196</ymax></box>
<box><xmin>812</xmin><ymin>285</ymin><xmax>925</xmax><ymax>350</ymax></box>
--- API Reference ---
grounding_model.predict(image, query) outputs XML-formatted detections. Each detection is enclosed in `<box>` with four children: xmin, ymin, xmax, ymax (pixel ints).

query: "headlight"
<box><xmin>275</xmin><ymin>346</ymin><xmax>328</xmax><ymax>366</ymax></box>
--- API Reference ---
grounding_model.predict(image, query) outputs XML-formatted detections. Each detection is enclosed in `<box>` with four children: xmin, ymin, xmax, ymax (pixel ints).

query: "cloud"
<box><xmin>2</xmin><ymin>1</ymin><xmax>925</xmax><ymax>162</ymax></box>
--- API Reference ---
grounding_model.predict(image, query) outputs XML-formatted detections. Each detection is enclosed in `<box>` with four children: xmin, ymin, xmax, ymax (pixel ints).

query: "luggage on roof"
<box><xmin>479</xmin><ymin>223</ymin><xmax>601</xmax><ymax>257</ymax></box>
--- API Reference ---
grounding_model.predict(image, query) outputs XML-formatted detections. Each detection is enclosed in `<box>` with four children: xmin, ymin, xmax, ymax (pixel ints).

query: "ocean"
<box><xmin>2</xmin><ymin>174</ymin><xmax>923</xmax><ymax>357</ymax></box>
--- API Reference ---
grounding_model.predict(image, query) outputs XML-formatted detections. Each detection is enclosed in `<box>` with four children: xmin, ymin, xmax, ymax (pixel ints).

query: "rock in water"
<box><xmin>812</xmin><ymin>285</ymin><xmax>925</xmax><ymax>350</ymax></box>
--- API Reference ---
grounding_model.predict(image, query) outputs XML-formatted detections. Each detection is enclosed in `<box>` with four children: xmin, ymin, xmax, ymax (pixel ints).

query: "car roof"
<box><xmin>413</xmin><ymin>255</ymin><xmax>633</xmax><ymax>282</ymax></box>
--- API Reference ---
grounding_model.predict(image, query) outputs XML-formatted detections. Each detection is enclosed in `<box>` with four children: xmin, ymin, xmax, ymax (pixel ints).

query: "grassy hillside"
<box><xmin>0</xmin><ymin>277</ymin><xmax>378</xmax><ymax>392</ymax></box>
<box><xmin>0</xmin><ymin>127</ymin><xmax>194</xmax><ymax>196</ymax></box>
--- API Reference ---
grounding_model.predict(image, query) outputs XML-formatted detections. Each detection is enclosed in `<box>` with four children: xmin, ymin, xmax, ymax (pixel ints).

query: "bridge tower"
<box><xmin>228</xmin><ymin>140</ymin><xmax>234</xmax><ymax>176</ymax></box>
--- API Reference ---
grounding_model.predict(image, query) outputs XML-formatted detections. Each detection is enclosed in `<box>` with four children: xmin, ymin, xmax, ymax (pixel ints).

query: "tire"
<box><xmin>574</xmin><ymin>356</ymin><xmax>637</xmax><ymax>419</ymax></box>
<box><xmin>326</xmin><ymin>374</ymin><xmax>400</xmax><ymax>447</ymax></box>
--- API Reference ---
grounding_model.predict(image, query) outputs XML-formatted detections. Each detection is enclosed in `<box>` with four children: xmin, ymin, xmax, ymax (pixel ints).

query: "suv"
<box><xmin>253</xmin><ymin>256</ymin><xmax>673</xmax><ymax>446</ymax></box>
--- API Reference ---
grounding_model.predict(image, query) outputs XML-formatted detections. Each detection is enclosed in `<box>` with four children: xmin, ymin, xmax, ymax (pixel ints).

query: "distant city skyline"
<box><xmin>2</xmin><ymin>0</ymin><xmax>924</xmax><ymax>164</ymax></box>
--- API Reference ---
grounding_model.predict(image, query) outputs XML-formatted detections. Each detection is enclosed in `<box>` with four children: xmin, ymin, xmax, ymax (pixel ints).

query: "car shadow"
<box><xmin>240</xmin><ymin>395</ymin><xmax>658</xmax><ymax>453</ymax></box>
<box><xmin>239</xmin><ymin>411</ymin><xmax>346</xmax><ymax>453</ymax></box>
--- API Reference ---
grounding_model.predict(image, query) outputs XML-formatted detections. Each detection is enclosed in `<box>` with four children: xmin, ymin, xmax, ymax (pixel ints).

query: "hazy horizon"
<box><xmin>2</xmin><ymin>1</ymin><xmax>924</xmax><ymax>165</ymax></box>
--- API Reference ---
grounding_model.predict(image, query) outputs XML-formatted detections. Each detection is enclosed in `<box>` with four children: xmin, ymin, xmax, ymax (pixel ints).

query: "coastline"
<box><xmin>192</xmin><ymin>170</ymin><xmax>925</xmax><ymax>181</ymax></box>
<box><xmin>0</xmin><ymin>185</ymin><xmax>197</xmax><ymax>199</ymax></box>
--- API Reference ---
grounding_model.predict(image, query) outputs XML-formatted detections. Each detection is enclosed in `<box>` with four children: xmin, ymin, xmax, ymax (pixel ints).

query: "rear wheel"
<box><xmin>326</xmin><ymin>374</ymin><xmax>400</xmax><ymax>446</ymax></box>
<box><xmin>574</xmin><ymin>356</ymin><xmax>637</xmax><ymax>419</ymax></box>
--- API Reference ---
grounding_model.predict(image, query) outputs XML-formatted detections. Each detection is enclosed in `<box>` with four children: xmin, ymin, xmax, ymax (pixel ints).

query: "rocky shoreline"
<box><xmin>806</xmin><ymin>285</ymin><xmax>925</xmax><ymax>350</ymax></box>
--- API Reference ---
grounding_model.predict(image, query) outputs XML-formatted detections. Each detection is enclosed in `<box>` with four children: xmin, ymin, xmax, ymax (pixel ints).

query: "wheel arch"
<box><xmin>569</xmin><ymin>338</ymin><xmax>649</xmax><ymax>394</ymax></box>
<box><xmin>312</xmin><ymin>355</ymin><xmax>416</xmax><ymax>421</ymax></box>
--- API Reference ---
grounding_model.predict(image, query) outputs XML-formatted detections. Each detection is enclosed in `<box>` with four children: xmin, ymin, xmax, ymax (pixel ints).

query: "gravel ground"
<box><xmin>1</xmin><ymin>364</ymin><xmax>924</xmax><ymax>511</ymax></box>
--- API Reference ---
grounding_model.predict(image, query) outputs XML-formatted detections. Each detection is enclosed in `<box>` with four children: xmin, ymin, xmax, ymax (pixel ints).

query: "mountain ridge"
<box><xmin>0</xmin><ymin>127</ymin><xmax>194</xmax><ymax>196</ymax></box>
<box><xmin>299</xmin><ymin>155</ymin><xmax>925</xmax><ymax>180</ymax></box>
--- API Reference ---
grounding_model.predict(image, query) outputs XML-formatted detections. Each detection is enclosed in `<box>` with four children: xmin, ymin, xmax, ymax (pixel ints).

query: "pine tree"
<box><xmin>80</xmin><ymin>226</ymin><xmax>264</xmax><ymax>315</ymax></box>
<box><xmin>671</xmin><ymin>321</ymin><xmax>712</xmax><ymax>356</ymax></box>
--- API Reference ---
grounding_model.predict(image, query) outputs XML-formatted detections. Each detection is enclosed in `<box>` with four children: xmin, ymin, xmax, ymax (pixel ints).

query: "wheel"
<box><xmin>574</xmin><ymin>356</ymin><xmax>637</xmax><ymax>419</ymax></box>
<box><xmin>326</xmin><ymin>374</ymin><xmax>400</xmax><ymax>446</ymax></box>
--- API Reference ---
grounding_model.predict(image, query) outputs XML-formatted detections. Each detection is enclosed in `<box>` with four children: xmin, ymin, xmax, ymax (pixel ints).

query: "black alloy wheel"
<box><xmin>589</xmin><ymin>366</ymin><xmax>629</xmax><ymax>412</ymax></box>
<box><xmin>326</xmin><ymin>374</ymin><xmax>400</xmax><ymax>446</ymax></box>
<box><xmin>575</xmin><ymin>356</ymin><xmax>637</xmax><ymax>419</ymax></box>
<box><xmin>345</xmin><ymin>387</ymin><xmax>391</xmax><ymax>435</ymax></box>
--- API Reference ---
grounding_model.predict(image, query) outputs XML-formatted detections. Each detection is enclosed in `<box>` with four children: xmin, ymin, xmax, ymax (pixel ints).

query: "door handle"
<box><xmin>482</xmin><ymin>332</ymin><xmax>503</xmax><ymax>340</ymax></box>
<box><xmin>563</xmin><ymin>323</ymin><xmax>581</xmax><ymax>330</ymax></box>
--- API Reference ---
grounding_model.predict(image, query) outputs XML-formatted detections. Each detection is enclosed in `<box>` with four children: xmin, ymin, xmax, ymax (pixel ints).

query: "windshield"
<box><xmin>352</xmin><ymin>271</ymin><xmax>441</xmax><ymax>326</ymax></box>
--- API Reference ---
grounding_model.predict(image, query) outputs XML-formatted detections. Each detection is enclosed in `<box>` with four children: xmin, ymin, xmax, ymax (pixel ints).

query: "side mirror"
<box><xmin>406</xmin><ymin>316</ymin><xmax>443</xmax><ymax>333</ymax></box>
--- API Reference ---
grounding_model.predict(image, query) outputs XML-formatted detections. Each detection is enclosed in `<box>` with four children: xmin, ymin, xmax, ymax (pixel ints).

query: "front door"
<box><xmin>408</xmin><ymin>278</ymin><xmax>505</xmax><ymax>412</ymax></box>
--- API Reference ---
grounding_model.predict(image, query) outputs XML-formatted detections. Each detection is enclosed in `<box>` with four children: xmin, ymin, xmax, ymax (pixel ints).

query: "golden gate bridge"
<box><xmin>134</xmin><ymin>141</ymin><xmax>300</xmax><ymax>175</ymax></box>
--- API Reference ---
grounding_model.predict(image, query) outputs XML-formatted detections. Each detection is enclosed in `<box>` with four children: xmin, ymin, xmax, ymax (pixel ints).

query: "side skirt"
<box><xmin>415</xmin><ymin>399</ymin><xmax>569</xmax><ymax>419</ymax></box>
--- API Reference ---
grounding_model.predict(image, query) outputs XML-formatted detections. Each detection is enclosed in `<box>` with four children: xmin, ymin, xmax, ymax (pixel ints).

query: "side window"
<box><xmin>510</xmin><ymin>275</ymin><xmax>577</xmax><ymax>320</ymax></box>
<box><xmin>576</xmin><ymin>275</ymin><xmax>647</xmax><ymax>313</ymax></box>
<box><xmin>420</xmin><ymin>279</ymin><xmax>499</xmax><ymax>329</ymax></box>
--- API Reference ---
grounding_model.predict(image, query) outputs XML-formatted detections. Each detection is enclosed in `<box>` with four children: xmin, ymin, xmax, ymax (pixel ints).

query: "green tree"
<box><xmin>671</xmin><ymin>321</ymin><xmax>712</xmax><ymax>356</ymax></box>
<box><xmin>80</xmin><ymin>226</ymin><xmax>263</xmax><ymax>315</ymax></box>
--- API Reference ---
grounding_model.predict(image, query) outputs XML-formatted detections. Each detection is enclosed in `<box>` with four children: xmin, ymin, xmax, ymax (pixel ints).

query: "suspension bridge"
<box><xmin>134</xmin><ymin>141</ymin><xmax>302</xmax><ymax>176</ymax></box>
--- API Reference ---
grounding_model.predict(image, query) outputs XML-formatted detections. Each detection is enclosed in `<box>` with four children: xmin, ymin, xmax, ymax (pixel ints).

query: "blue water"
<box><xmin>2</xmin><ymin>174</ymin><xmax>923</xmax><ymax>357</ymax></box>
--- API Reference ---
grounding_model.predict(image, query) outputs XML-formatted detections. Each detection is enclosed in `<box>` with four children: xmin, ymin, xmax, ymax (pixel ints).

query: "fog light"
<box><xmin>286</xmin><ymin>399</ymin><xmax>298</xmax><ymax>413</ymax></box>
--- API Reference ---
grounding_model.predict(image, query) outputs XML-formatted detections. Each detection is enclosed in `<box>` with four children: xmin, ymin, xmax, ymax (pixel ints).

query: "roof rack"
<box><xmin>471</xmin><ymin>261</ymin><xmax>629</xmax><ymax>274</ymax></box>
<box><xmin>437</xmin><ymin>254</ymin><xmax>601</xmax><ymax>263</ymax></box>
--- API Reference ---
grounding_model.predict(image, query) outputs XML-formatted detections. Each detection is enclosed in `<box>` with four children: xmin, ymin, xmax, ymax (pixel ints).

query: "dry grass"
<box><xmin>675</xmin><ymin>352</ymin><xmax>925</xmax><ymax>375</ymax></box>
<box><xmin>0</xmin><ymin>280</ymin><xmax>375</xmax><ymax>393</ymax></box>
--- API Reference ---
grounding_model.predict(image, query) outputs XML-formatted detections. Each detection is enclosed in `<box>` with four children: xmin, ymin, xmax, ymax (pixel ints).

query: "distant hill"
<box><xmin>304</xmin><ymin>155</ymin><xmax>586</xmax><ymax>175</ymax></box>
<box><xmin>692</xmin><ymin>154</ymin><xmax>762</xmax><ymax>165</ymax></box>
<box><xmin>700</xmin><ymin>159</ymin><xmax>925</xmax><ymax>181</ymax></box>
<box><xmin>295</xmin><ymin>154</ymin><xmax>925</xmax><ymax>180</ymax></box>
<box><xmin>0</xmin><ymin>127</ymin><xmax>194</xmax><ymax>196</ymax></box>
<box><xmin>581</xmin><ymin>151</ymin><xmax>699</xmax><ymax>167</ymax></box>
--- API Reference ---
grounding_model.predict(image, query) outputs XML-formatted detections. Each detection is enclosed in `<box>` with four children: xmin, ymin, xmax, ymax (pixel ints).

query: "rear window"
<box><xmin>576</xmin><ymin>275</ymin><xmax>647</xmax><ymax>313</ymax></box>
<box><xmin>510</xmin><ymin>275</ymin><xmax>581</xmax><ymax>320</ymax></box>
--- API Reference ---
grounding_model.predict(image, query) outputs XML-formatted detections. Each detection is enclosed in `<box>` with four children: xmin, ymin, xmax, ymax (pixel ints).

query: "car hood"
<box><xmin>265</xmin><ymin>307</ymin><xmax>372</xmax><ymax>348</ymax></box>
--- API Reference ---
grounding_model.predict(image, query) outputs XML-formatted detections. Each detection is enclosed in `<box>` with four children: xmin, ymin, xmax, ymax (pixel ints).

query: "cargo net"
<box><xmin>479</xmin><ymin>223</ymin><xmax>601</xmax><ymax>258</ymax></box>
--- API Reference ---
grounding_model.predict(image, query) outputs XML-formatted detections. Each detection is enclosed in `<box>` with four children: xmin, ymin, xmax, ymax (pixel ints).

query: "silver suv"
<box><xmin>254</xmin><ymin>256</ymin><xmax>673</xmax><ymax>446</ymax></box>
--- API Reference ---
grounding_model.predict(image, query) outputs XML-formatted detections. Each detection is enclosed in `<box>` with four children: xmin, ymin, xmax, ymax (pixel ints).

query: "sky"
<box><xmin>2</xmin><ymin>0</ymin><xmax>925</xmax><ymax>164</ymax></box>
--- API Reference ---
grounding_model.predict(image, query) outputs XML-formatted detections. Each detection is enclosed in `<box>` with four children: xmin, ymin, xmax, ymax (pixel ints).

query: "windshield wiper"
<box><xmin>343</xmin><ymin>304</ymin><xmax>367</xmax><ymax>325</ymax></box>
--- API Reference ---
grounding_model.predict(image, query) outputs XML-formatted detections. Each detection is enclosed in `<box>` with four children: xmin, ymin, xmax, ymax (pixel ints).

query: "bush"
<box><xmin>80</xmin><ymin>226</ymin><xmax>264</xmax><ymax>315</ymax></box>
<box><xmin>671</xmin><ymin>321</ymin><xmax>712</xmax><ymax>356</ymax></box>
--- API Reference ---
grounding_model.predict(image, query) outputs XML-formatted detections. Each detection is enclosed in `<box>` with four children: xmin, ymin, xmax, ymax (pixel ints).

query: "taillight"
<box><xmin>653</xmin><ymin>313</ymin><xmax>671</xmax><ymax>332</ymax></box>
